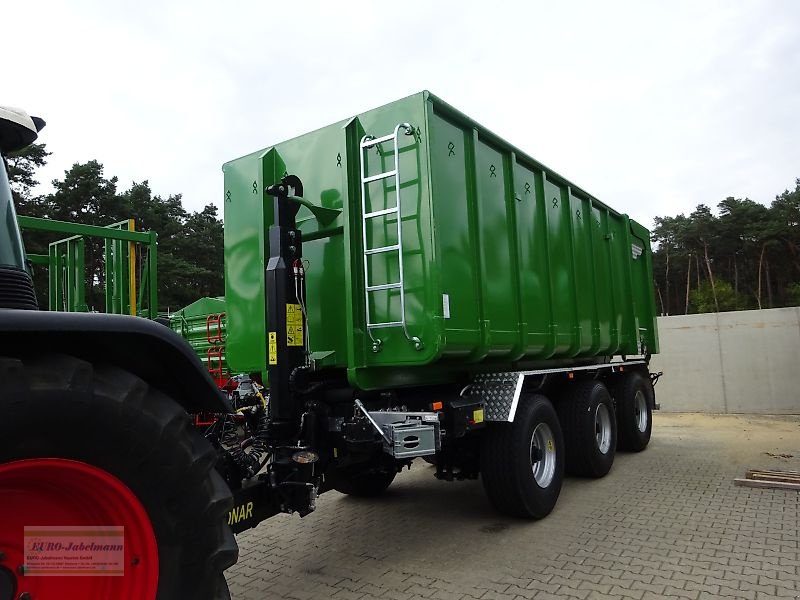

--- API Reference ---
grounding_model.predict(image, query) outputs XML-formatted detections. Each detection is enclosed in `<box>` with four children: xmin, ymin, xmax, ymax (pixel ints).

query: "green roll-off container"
<box><xmin>223</xmin><ymin>91</ymin><xmax>658</xmax><ymax>390</ymax></box>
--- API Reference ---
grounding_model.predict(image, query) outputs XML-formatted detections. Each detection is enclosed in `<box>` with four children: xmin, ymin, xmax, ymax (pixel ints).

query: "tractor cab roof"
<box><xmin>0</xmin><ymin>106</ymin><xmax>46</xmax><ymax>154</ymax></box>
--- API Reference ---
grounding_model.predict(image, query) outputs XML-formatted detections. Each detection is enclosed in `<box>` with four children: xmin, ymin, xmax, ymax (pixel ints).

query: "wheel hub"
<box><xmin>530</xmin><ymin>423</ymin><xmax>556</xmax><ymax>488</ymax></box>
<box><xmin>0</xmin><ymin>458</ymin><xmax>159</xmax><ymax>600</ymax></box>
<box><xmin>634</xmin><ymin>390</ymin><xmax>648</xmax><ymax>432</ymax></box>
<box><xmin>594</xmin><ymin>403</ymin><xmax>612</xmax><ymax>454</ymax></box>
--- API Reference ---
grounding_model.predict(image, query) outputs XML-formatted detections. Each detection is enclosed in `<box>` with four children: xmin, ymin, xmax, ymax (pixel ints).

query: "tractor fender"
<box><xmin>0</xmin><ymin>310</ymin><xmax>231</xmax><ymax>413</ymax></box>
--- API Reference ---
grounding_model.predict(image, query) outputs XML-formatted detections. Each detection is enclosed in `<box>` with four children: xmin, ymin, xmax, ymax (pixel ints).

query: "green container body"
<box><xmin>222</xmin><ymin>92</ymin><xmax>658</xmax><ymax>390</ymax></box>
<box><xmin>170</xmin><ymin>296</ymin><xmax>228</xmax><ymax>374</ymax></box>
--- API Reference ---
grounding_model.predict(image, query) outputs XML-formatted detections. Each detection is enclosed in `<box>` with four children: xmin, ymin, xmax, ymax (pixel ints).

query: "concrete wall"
<box><xmin>650</xmin><ymin>307</ymin><xmax>800</xmax><ymax>414</ymax></box>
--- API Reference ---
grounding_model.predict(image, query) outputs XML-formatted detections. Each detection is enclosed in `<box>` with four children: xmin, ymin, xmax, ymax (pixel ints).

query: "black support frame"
<box><xmin>265</xmin><ymin>176</ymin><xmax>306</xmax><ymax>428</ymax></box>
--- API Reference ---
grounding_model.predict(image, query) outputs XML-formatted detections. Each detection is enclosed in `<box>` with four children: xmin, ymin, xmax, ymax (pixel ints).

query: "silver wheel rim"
<box><xmin>595</xmin><ymin>403</ymin><xmax>612</xmax><ymax>454</ymax></box>
<box><xmin>530</xmin><ymin>423</ymin><xmax>556</xmax><ymax>488</ymax></box>
<box><xmin>634</xmin><ymin>390</ymin><xmax>648</xmax><ymax>432</ymax></box>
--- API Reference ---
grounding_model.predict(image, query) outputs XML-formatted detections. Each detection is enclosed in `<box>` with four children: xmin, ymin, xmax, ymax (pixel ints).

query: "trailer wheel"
<box><xmin>613</xmin><ymin>371</ymin><xmax>654</xmax><ymax>452</ymax></box>
<box><xmin>333</xmin><ymin>467</ymin><xmax>396</xmax><ymax>497</ymax></box>
<box><xmin>480</xmin><ymin>394</ymin><xmax>564</xmax><ymax>519</ymax></box>
<box><xmin>556</xmin><ymin>380</ymin><xmax>617</xmax><ymax>478</ymax></box>
<box><xmin>0</xmin><ymin>355</ymin><xmax>238</xmax><ymax>600</ymax></box>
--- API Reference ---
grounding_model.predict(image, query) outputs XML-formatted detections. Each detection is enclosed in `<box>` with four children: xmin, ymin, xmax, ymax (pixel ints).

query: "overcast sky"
<box><xmin>5</xmin><ymin>0</ymin><xmax>799</xmax><ymax>228</ymax></box>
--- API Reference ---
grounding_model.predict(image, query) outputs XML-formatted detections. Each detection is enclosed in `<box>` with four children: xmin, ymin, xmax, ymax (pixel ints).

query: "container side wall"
<box><xmin>542</xmin><ymin>176</ymin><xmax>577</xmax><ymax>354</ymax></box>
<box><xmin>590</xmin><ymin>205</ymin><xmax>614</xmax><ymax>354</ymax></box>
<box><xmin>610</xmin><ymin>215</ymin><xmax>637</xmax><ymax>353</ymax></box>
<box><xmin>427</xmin><ymin>100</ymin><xmax>649</xmax><ymax>366</ymax></box>
<box><xmin>513</xmin><ymin>161</ymin><xmax>555</xmax><ymax>357</ymax></box>
<box><xmin>223</xmin><ymin>153</ymin><xmax>269</xmax><ymax>373</ymax></box>
<box><xmin>427</xmin><ymin>110</ymin><xmax>483</xmax><ymax>359</ymax></box>
<box><xmin>568</xmin><ymin>190</ymin><xmax>596</xmax><ymax>355</ymax></box>
<box><xmin>473</xmin><ymin>137</ymin><xmax>523</xmax><ymax>359</ymax></box>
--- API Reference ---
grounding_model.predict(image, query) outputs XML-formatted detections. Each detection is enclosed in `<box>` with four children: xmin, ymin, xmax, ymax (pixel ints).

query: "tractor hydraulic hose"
<box><xmin>221</xmin><ymin>415</ymin><xmax>258</xmax><ymax>478</ymax></box>
<box><xmin>247</xmin><ymin>406</ymin><xmax>271</xmax><ymax>474</ymax></box>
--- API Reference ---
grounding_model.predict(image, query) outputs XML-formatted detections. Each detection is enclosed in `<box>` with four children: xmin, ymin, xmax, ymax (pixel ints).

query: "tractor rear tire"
<box><xmin>333</xmin><ymin>467</ymin><xmax>396</xmax><ymax>497</ymax></box>
<box><xmin>0</xmin><ymin>354</ymin><xmax>238</xmax><ymax>600</ymax></box>
<box><xmin>613</xmin><ymin>371</ymin><xmax>654</xmax><ymax>452</ymax></box>
<box><xmin>556</xmin><ymin>379</ymin><xmax>617</xmax><ymax>478</ymax></box>
<box><xmin>480</xmin><ymin>394</ymin><xmax>564</xmax><ymax>519</ymax></box>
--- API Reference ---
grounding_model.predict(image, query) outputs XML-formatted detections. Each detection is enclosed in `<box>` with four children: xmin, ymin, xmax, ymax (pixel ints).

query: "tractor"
<box><xmin>0</xmin><ymin>108</ymin><xmax>237</xmax><ymax>599</ymax></box>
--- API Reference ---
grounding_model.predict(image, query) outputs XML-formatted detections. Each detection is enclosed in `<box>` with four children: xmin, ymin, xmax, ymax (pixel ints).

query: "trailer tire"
<box><xmin>0</xmin><ymin>354</ymin><xmax>238</xmax><ymax>600</ymax></box>
<box><xmin>480</xmin><ymin>394</ymin><xmax>564</xmax><ymax>519</ymax></box>
<box><xmin>556</xmin><ymin>380</ymin><xmax>617</xmax><ymax>478</ymax></box>
<box><xmin>613</xmin><ymin>371</ymin><xmax>653</xmax><ymax>452</ymax></box>
<box><xmin>334</xmin><ymin>467</ymin><xmax>396</xmax><ymax>497</ymax></box>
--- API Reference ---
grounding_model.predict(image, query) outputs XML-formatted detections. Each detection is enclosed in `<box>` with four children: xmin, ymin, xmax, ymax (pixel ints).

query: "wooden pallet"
<box><xmin>734</xmin><ymin>469</ymin><xmax>800</xmax><ymax>491</ymax></box>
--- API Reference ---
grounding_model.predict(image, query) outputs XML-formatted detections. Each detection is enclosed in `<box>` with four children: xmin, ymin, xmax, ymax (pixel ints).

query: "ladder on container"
<box><xmin>359</xmin><ymin>123</ymin><xmax>422</xmax><ymax>352</ymax></box>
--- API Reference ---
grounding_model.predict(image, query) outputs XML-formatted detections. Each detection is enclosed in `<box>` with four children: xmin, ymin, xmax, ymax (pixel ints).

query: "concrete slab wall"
<box><xmin>650</xmin><ymin>307</ymin><xmax>800</xmax><ymax>414</ymax></box>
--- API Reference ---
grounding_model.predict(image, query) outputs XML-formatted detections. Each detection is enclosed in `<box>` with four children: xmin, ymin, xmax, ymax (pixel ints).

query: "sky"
<box><xmin>4</xmin><ymin>0</ymin><xmax>800</xmax><ymax>228</ymax></box>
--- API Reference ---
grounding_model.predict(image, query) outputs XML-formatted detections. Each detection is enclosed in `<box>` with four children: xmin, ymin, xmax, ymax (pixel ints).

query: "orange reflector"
<box><xmin>568</xmin><ymin>372</ymin><xmax>574</xmax><ymax>379</ymax></box>
<box><xmin>432</xmin><ymin>401</ymin><xmax>443</xmax><ymax>411</ymax></box>
<box><xmin>619</xmin><ymin>366</ymin><xmax>625</xmax><ymax>372</ymax></box>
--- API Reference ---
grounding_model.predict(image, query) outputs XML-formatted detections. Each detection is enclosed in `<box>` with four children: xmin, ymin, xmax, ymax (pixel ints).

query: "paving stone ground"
<box><xmin>226</xmin><ymin>413</ymin><xmax>800</xmax><ymax>600</ymax></box>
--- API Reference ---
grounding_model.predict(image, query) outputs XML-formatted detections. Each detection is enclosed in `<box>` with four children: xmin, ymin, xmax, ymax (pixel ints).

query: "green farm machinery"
<box><xmin>17</xmin><ymin>215</ymin><xmax>158</xmax><ymax>317</ymax></box>
<box><xmin>0</xmin><ymin>93</ymin><xmax>660</xmax><ymax>599</ymax></box>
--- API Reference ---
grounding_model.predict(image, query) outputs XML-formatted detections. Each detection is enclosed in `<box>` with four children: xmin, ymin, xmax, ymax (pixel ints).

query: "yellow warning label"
<box><xmin>287</xmin><ymin>324</ymin><xmax>304</xmax><ymax>346</ymax></box>
<box><xmin>286</xmin><ymin>304</ymin><xmax>304</xmax><ymax>346</ymax></box>
<box><xmin>286</xmin><ymin>303</ymin><xmax>303</xmax><ymax>324</ymax></box>
<box><xmin>546</xmin><ymin>439</ymin><xmax>554</xmax><ymax>452</ymax></box>
<box><xmin>268</xmin><ymin>332</ymin><xmax>277</xmax><ymax>365</ymax></box>
<box><xmin>473</xmin><ymin>408</ymin><xmax>484</xmax><ymax>424</ymax></box>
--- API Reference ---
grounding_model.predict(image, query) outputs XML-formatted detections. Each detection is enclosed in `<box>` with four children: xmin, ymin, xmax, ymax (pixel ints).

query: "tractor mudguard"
<box><xmin>0</xmin><ymin>309</ymin><xmax>230</xmax><ymax>413</ymax></box>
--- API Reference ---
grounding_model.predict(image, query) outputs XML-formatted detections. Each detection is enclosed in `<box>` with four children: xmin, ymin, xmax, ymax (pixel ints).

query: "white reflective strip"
<box><xmin>500</xmin><ymin>360</ymin><xmax>649</xmax><ymax>422</ymax></box>
<box><xmin>507</xmin><ymin>374</ymin><xmax>526</xmax><ymax>422</ymax></box>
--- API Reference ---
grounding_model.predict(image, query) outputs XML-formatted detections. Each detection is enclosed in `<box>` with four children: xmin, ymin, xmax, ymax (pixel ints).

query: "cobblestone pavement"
<box><xmin>226</xmin><ymin>414</ymin><xmax>800</xmax><ymax>599</ymax></box>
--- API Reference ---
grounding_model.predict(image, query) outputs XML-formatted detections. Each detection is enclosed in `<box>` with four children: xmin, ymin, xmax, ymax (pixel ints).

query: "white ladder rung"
<box><xmin>363</xmin><ymin>170</ymin><xmax>397</xmax><ymax>184</ymax></box>
<box><xmin>366</xmin><ymin>282</ymin><xmax>402</xmax><ymax>292</ymax></box>
<box><xmin>364</xmin><ymin>207</ymin><xmax>398</xmax><ymax>219</ymax></box>
<box><xmin>367</xmin><ymin>321</ymin><xmax>403</xmax><ymax>328</ymax></box>
<box><xmin>364</xmin><ymin>244</ymin><xmax>400</xmax><ymax>255</ymax></box>
<box><xmin>361</xmin><ymin>133</ymin><xmax>396</xmax><ymax>148</ymax></box>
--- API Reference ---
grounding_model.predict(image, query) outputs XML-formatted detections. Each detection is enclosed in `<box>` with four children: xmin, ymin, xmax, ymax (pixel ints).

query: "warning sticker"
<box><xmin>286</xmin><ymin>304</ymin><xmax>304</xmax><ymax>346</ymax></box>
<box><xmin>286</xmin><ymin>303</ymin><xmax>303</xmax><ymax>324</ymax></box>
<box><xmin>287</xmin><ymin>324</ymin><xmax>304</xmax><ymax>346</ymax></box>
<box><xmin>268</xmin><ymin>332</ymin><xmax>277</xmax><ymax>365</ymax></box>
